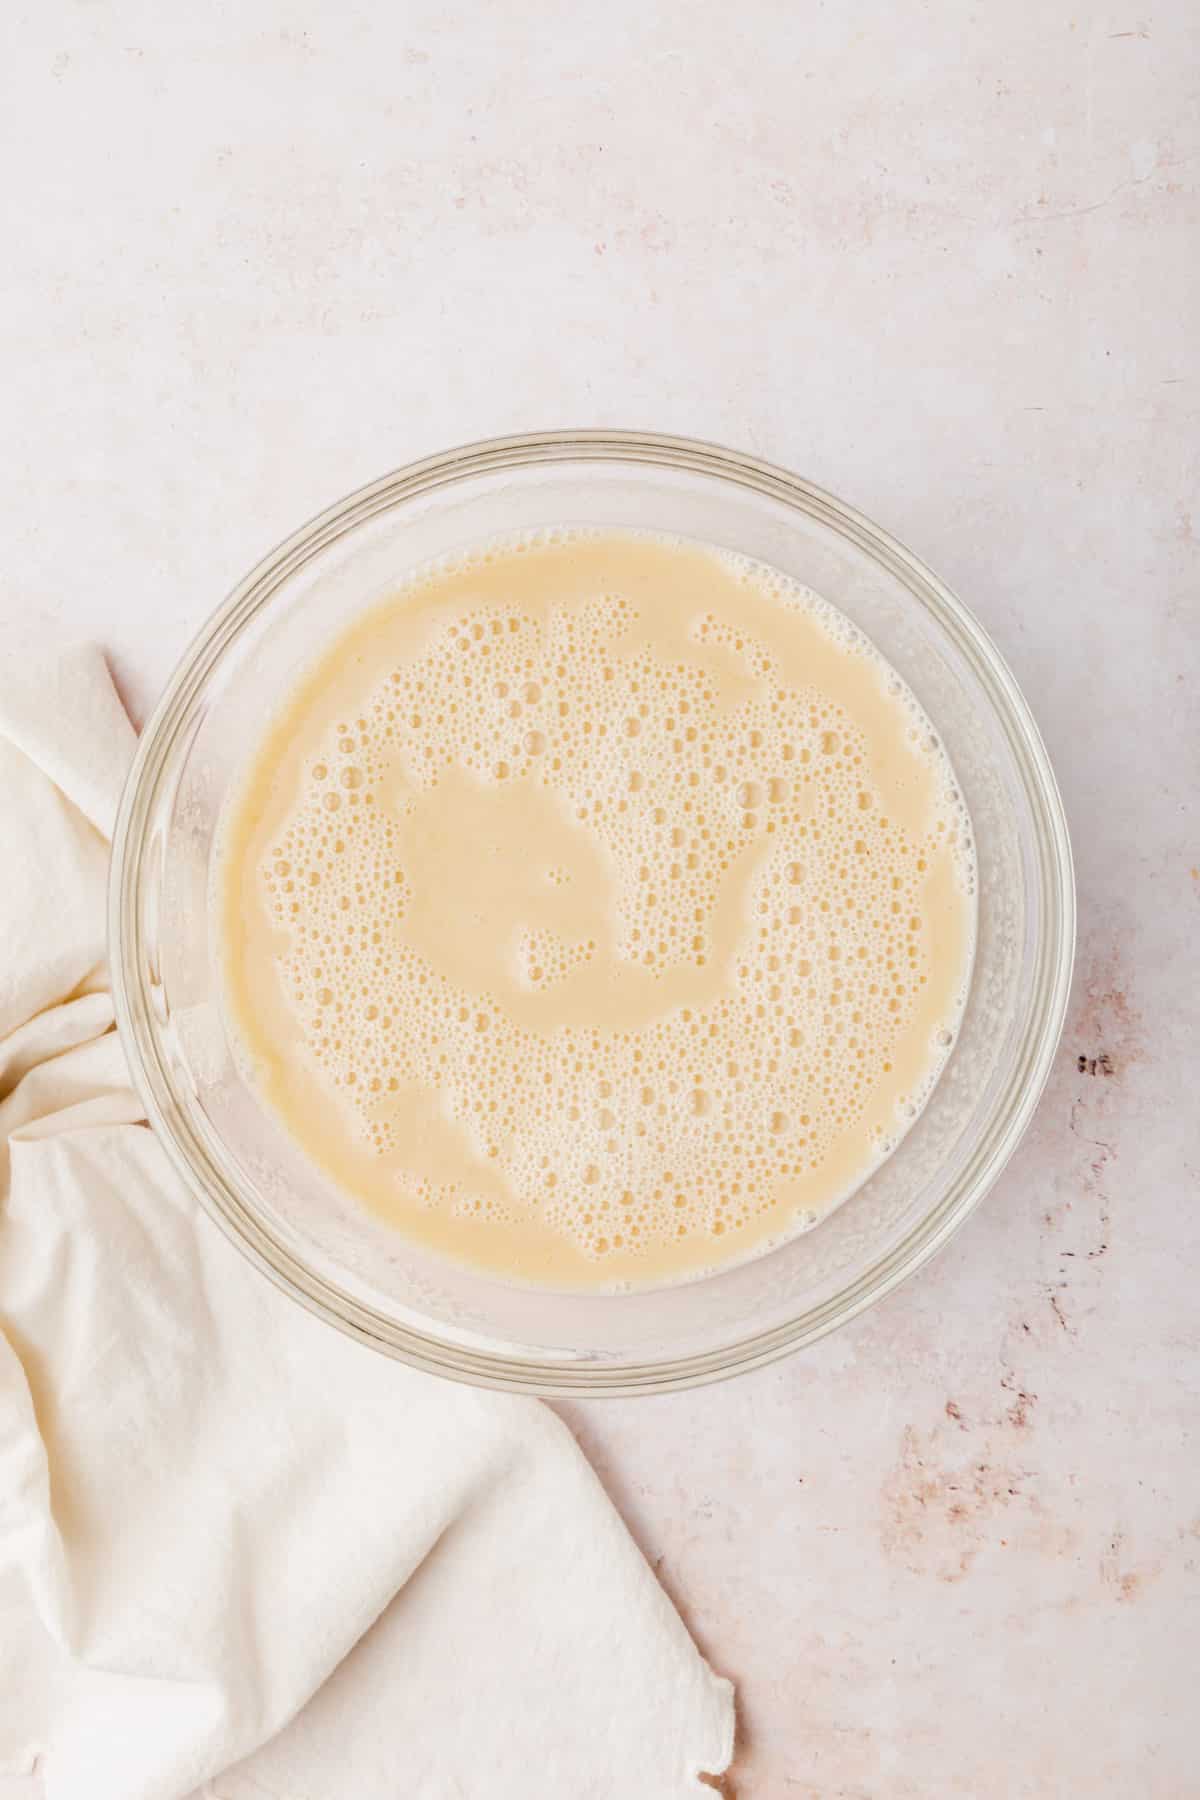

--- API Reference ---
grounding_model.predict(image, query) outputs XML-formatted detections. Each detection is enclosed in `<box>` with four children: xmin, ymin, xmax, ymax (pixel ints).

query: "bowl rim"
<box><xmin>109</xmin><ymin>429</ymin><xmax>1075</xmax><ymax>1395</ymax></box>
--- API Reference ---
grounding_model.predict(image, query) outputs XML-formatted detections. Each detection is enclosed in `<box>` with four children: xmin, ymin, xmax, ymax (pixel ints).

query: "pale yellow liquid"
<box><xmin>219</xmin><ymin>531</ymin><xmax>974</xmax><ymax>1290</ymax></box>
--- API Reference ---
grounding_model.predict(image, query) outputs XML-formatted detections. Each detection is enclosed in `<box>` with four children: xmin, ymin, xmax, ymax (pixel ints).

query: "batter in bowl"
<box><xmin>218</xmin><ymin>530</ymin><xmax>974</xmax><ymax>1288</ymax></box>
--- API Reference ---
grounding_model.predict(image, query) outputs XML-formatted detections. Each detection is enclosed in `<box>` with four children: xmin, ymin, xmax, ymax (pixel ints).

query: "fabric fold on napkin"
<box><xmin>0</xmin><ymin>645</ymin><xmax>733</xmax><ymax>1800</ymax></box>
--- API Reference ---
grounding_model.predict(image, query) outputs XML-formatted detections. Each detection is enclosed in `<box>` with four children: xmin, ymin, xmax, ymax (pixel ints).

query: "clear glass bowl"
<box><xmin>109</xmin><ymin>432</ymin><xmax>1074</xmax><ymax>1395</ymax></box>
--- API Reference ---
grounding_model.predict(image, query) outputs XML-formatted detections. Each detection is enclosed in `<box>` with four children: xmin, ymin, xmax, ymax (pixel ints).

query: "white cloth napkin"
<box><xmin>0</xmin><ymin>646</ymin><xmax>733</xmax><ymax>1800</ymax></box>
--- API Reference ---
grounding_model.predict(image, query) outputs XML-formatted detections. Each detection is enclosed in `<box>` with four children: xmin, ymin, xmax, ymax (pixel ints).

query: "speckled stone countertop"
<box><xmin>4</xmin><ymin>3</ymin><xmax>1196</xmax><ymax>1794</ymax></box>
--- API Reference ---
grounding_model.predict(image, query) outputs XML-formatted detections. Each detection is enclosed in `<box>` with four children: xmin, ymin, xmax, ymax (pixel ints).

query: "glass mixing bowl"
<box><xmin>109</xmin><ymin>432</ymin><xmax>1074</xmax><ymax>1395</ymax></box>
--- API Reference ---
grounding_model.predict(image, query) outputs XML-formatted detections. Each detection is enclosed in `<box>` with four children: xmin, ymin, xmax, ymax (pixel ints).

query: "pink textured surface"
<box><xmin>3</xmin><ymin>2</ymin><xmax>1196</xmax><ymax>1793</ymax></box>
